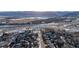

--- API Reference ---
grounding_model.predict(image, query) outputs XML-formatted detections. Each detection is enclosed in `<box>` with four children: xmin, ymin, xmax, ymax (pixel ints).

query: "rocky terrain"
<box><xmin>0</xmin><ymin>30</ymin><xmax>39</xmax><ymax>48</ymax></box>
<box><xmin>42</xmin><ymin>29</ymin><xmax>79</xmax><ymax>48</ymax></box>
<box><xmin>0</xmin><ymin>28</ymin><xmax>79</xmax><ymax>48</ymax></box>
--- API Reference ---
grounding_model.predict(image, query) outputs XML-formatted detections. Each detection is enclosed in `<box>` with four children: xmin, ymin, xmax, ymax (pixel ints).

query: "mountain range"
<box><xmin>0</xmin><ymin>11</ymin><xmax>79</xmax><ymax>18</ymax></box>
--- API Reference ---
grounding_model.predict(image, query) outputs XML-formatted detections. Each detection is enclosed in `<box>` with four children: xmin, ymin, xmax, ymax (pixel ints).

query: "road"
<box><xmin>36</xmin><ymin>30</ymin><xmax>45</xmax><ymax>48</ymax></box>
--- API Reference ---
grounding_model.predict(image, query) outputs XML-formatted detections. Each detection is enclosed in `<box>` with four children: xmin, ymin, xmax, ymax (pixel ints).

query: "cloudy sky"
<box><xmin>0</xmin><ymin>0</ymin><xmax>79</xmax><ymax>11</ymax></box>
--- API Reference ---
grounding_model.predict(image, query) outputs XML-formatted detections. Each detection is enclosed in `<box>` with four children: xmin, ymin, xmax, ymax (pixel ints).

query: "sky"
<box><xmin>0</xmin><ymin>0</ymin><xmax>79</xmax><ymax>11</ymax></box>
